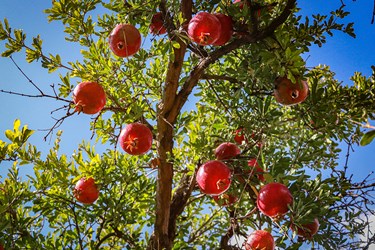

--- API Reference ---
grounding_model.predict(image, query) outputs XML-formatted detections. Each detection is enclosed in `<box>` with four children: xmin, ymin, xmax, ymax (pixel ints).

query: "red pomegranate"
<box><xmin>187</xmin><ymin>12</ymin><xmax>222</xmax><ymax>45</ymax></box>
<box><xmin>291</xmin><ymin>218</ymin><xmax>320</xmax><ymax>239</ymax></box>
<box><xmin>119</xmin><ymin>123</ymin><xmax>153</xmax><ymax>155</ymax></box>
<box><xmin>245</xmin><ymin>230</ymin><xmax>275</xmax><ymax>250</ymax></box>
<box><xmin>196</xmin><ymin>160</ymin><xmax>231</xmax><ymax>195</ymax></box>
<box><xmin>108</xmin><ymin>24</ymin><xmax>141</xmax><ymax>57</ymax></box>
<box><xmin>150</xmin><ymin>12</ymin><xmax>167</xmax><ymax>35</ymax></box>
<box><xmin>212</xmin><ymin>13</ymin><xmax>233</xmax><ymax>46</ymax></box>
<box><xmin>74</xmin><ymin>177</ymin><xmax>99</xmax><ymax>204</ymax></box>
<box><xmin>274</xmin><ymin>76</ymin><xmax>309</xmax><ymax>106</ymax></box>
<box><xmin>214</xmin><ymin>142</ymin><xmax>241</xmax><ymax>160</ymax></box>
<box><xmin>248</xmin><ymin>158</ymin><xmax>265</xmax><ymax>182</ymax></box>
<box><xmin>257</xmin><ymin>182</ymin><xmax>293</xmax><ymax>218</ymax></box>
<box><xmin>73</xmin><ymin>81</ymin><xmax>106</xmax><ymax>115</ymax></box>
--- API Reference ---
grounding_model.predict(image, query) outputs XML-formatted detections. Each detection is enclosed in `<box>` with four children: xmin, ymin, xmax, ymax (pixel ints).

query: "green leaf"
<box><xmin>360</xmin><ymin>130</ymin><xmax>375</xmax><ymax>146</ymax></box>
<box><xmin>5</xmin><ymin>129</ymin><xmax>14</xmax><ymax>141</ymax></box>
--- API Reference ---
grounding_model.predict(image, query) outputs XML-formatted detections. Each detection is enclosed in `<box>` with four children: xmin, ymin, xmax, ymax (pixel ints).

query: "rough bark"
<box><xmin>147</xmin><ymin>0</ymin><xmax>296</xmax><ymax>249</ymax></box>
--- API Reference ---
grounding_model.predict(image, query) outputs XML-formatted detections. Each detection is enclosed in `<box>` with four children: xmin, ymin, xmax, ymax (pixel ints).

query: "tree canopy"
<box><xmin>1</xmin><ymin>0</ymin><xmax>375</xmax><ymax>249</ymax></box>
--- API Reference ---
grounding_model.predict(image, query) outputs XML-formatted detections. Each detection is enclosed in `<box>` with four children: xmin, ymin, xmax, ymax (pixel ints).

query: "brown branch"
<box><xmin>148</xmin><ymin>1</ymin><xmax>296</xmax><ymax>248</ymax></box>
<box><xmin>350</xmin><ymin>182</ymin><xmax>375</xmax><ymax>190</ymax></box>
<box><xmin>201</xmin><ymin>74</ymin><xmax>240</xmax><ymax>83</ymax></box>
<box><xmin>149</xmin><ymin>1</ymin><xmax>192</xmax><ymax>249</ymax></box>
<box><xmin>167</xmin><ymin>0</ymin><xmax>297</xmax><ymax>124</ymax></box>
<box><xmin>168</xmin><ymin>169</ymin><xmax>197</xmax><ymax>241</ymax></box>
<box><xmin>220</xmin><ymin>211</ymin><xmax>241</xmax><ymax>250</ymax></box>
<box><xmin>70</xmin><ymin>204</ymin><xmax>84</xmax><ymax>250</ymax></box>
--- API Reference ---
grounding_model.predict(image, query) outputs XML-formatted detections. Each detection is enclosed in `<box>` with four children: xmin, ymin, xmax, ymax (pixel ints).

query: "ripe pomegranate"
<box><xmin>257</xmin><ymin>182</ymin><xmax>293</xmax><ymax>218</ymax></box>
<box><xmin>212</xmin><ymin>193</ymin><xmax>238</xmax><ymax>207</ymax></box>
<box><xmin>274</xmin><ymin>76</ymin><xmax>309</xmax><ymax>106</ymax></box>
<box><xmin>215</xmin><ymin>142</ymin><xmax>241</xmax><ymax>160</ymax></box>
<box><xmin>187</xmin><ymin>12</ymin><xmax>222</xmax><ymax>45</ymax></box>
<box><xmin>149</xmin><ymin>12</ymin><xmax>167</xmax><ymax>35</ymax></box>
<box><xmin>212</xmin><ymin>13</ymin><xmax>233</xmax><ymax>46</ymax></box>
<box><xmin>248</xmin><ymin>158</ymin><xmax>265</xmax><ymax>182</ymax></box>
<box><xmin>108</xmin><ymin>24</ymin><xmax>141</xmax><ymax>57</ymax></box>
<box><xmin>74</xmin><ymin>177</ymin><xmax>99</xmax><ymax>204</ymax></box>
<box><xmin>245</xmin><ymin>230</ymin><xmax>275</xmax><ymax>250</ymax></box>
<box><xmin>196</xmin><ymin>160</ymin><xmax>231</xmax><ymax>195</ymax></box>
<box><xmin>234</xmin><ymin>128</ymin><xmax>247</xmax><ymax>145</ymax></box>
<box><xmin>291</xmin><ymin>218</ymin><xmax>320</xmax><ymax>239</ymax></box>
<box><xmin>119</xmin><ymin>123</ymin><xmax>153</xmax><ymax>155</ymax></box>
<box><xmin>73</xmin><ymin>81</ymin><xmax>106</xmax><ymax>115</ymax></box>
<box><xmin>0</xmin><ymin>244</ymin><xmax>4</xmax><ymax>250</ymax></box>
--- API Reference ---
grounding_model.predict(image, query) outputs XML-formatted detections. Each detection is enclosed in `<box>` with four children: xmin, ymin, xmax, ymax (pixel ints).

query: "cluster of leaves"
<box><xmin>0</xmin><ymin>0</ymin><xmax>375</xmax><ymax>249</ymax></box>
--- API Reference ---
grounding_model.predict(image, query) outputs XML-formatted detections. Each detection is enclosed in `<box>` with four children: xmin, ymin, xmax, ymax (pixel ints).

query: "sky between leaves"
<box><xmin>0</xmin><ymin>0</ymin><xmax>374</xmax><ymax>205</ymax></box>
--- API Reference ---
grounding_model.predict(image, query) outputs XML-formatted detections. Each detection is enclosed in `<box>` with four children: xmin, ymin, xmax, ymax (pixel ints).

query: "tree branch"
<box><xmin>167</xmin><ymin>0</ymin><xmax>297</xmax><ymax>123</ymax></box>
<box><xmin>149</xmin><ymin>0</ymin><xmax>192</xmax><ymax>249</ymax></box>
<box><xmin>220</xmin><ymin>211</ymin><xmax>241</xmax><ymax>250</ymax></box>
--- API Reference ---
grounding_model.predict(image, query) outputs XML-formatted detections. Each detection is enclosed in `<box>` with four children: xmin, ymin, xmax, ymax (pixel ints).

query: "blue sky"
<box><xmin>1</xmin><ymin>1</ymin><xmax>373</xmax><ymax>179</ymax></box>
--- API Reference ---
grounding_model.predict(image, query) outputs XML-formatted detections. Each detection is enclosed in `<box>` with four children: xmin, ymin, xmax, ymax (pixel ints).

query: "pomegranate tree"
<box><xmin>257</xmin><ymin>182</ymin><xmax>293</xmax><ymax>218</ymax></box>
<box><xmin>108</xmin><ymin>24</ymin><xmax>141</xmax><ymax>57</ymax></box>
<box><xmin>196</xmin><ymin>160</ymin><xmax>231</xmax><ymax>195</ymax></box>
<box><xmin>187</xmin><ymin>12</ymin><xmax>222</xmax><ymax>45</ymax></box>
<box><xmin>73</xmin><ymin>81</ymin><xmax>106</xmax><ymax>115</ymax></box>
<box><xmin>274</xmin><ymin>76</ymin><xmax>309</xmax><ymax>106</ymax></box>
<box><xmin>214</xmin><ymin>142</ymin><xmax>241</xmax><ymax>160</ymax></box>
<box><xmin>245</xmin><ymin>230</ymin><xmax>275</xmax><ymax>250</ymax></box>
<box><xmin>149</xmin><ymin>12</ymin><xmax>167</xmax><ymax>35</ymax></box>
<box><xmin>119</xmin><ymin>123</ymin><xmax>153</xmax><ymax>155</ymax></box>
<box><xmin>74</xmin><ymin>177</ymin><xmax>99</xmax><ymax>204</ymax></box>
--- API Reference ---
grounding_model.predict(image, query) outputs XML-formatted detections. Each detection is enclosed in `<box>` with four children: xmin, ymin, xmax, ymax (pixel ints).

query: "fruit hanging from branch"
<box><xmin>212</xmin><ymin>13</ymin><xmax>233</xmax><ymax>46</ymax></box>
<box><xmin>119</xmin><ymin>123</ymin><xmax>153</xmax><ymax>155</ymax></box>
<box><xmin>245</xmin><ymin>230</ymin><xmax>276</xmax><ymax>250</ymax></box>
<box><xmin>291</xmin><ymin>218</ymin><xmax>320</xmax><ymax>239</ymax></box>
<box><xmin>73</xmin><ymin>177</ymin><xmax>99</xmax><ymax>205</ymax></box>
<box><xmin>149</xmin><ymin>12</ymin><xmax>167</xmax><ymax>35</ymax></box>
<box><xmin>274</xmin><ymin>76</ymin><xmax>309</xmax><ymax>106</ymax></box>
<box><xmin>196</xmin><ymin>160</ymin><xmax>232</xmax><ymax>195</ymax></box>
<box><xmin>257</xmin><ymin>182</ymin><xmax>293</xmax><ymax>218</ymax></box>
<box><xmin>108</xmin><ymin>24</ymin><xmax>141</xmax><ymax>57</ymax></box>
<box><xmin>73</xmin><ymin>81</ymin><xmax>106</xmax><ymax>115</ymax></box>
<box><xmin>214</xmin><ymin>142</ymin><xmax>241</xmax><ymax>160</ymax></box>
<box><xmin>187</xmin><ymin>12</ymin><xmax>222</xmax><ymax>45</ymax></box>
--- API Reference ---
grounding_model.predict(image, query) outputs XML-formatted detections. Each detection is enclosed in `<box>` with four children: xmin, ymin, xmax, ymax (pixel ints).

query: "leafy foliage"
<box><xmin>1</xmin><ymin>0</ymin><xmax>375</xmax><ymax>249</ymax></box>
